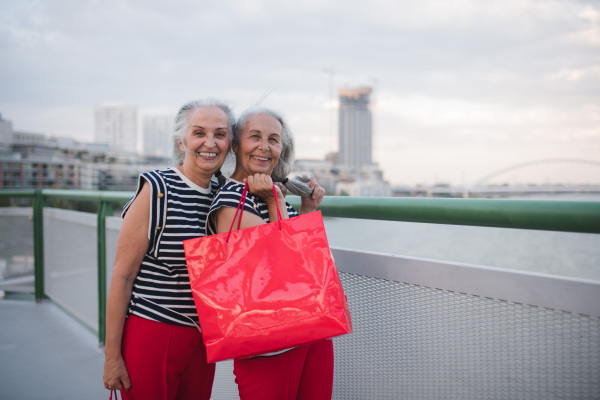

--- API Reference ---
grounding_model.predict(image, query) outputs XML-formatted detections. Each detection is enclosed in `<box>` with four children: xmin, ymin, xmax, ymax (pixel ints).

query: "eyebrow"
<box><xmin>249</xmin><ymin>129</ymin><xmax>281</xmax><ymax>135</ymax></box>
<box><xmin>192</xmin><ymin>125</ymin><xmax>228</xmax><ymax>130</ymax></box>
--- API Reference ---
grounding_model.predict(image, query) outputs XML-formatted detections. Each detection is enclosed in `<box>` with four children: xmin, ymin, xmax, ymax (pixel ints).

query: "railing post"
<box><xmin>32</xmin><ymin>190</ymin><xmax>47</xmax><ymax>302</ymax></box>
<box><xmin>97</xmin><ymin>200</ymin><xmax>113</xmax><ymax>346</ymax></box>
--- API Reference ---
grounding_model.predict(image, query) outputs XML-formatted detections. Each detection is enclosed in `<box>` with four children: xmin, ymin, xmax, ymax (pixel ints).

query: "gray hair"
<box><xmin>233</xmin><ymin>107</ymin><xmax>312</xmax><ymax>197</ymax></box>
<box><xmin>171</xmin><ymin>99</ymin><xmax>235</xmax><ymax>171</ymax></box>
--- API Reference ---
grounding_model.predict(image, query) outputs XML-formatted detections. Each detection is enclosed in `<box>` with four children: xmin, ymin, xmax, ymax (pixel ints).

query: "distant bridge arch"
<box><xmin>473</xmin><ymin>158</ymin><xmax>600</xmax><ymax>186</ymax></box>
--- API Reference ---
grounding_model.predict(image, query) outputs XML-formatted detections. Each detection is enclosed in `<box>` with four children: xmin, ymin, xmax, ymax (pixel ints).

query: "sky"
<box><xmin>1</xmin><ymin>0</ymin><xmax>599</xmax><ymax>186</ymax></box>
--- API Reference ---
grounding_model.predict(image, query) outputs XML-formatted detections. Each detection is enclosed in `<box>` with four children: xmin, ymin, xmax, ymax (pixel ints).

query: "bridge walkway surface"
<box><xmin>0</xmin><ymin>298</ymin><xmax>107</xmax><ymax>400</ymax></box>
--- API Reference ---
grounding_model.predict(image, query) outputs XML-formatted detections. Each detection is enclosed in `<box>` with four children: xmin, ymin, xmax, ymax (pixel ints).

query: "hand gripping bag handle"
<box><xmin>225</xmin><ymin>183</ymin><xmax>281</xmax><ymax>243</ymax></box>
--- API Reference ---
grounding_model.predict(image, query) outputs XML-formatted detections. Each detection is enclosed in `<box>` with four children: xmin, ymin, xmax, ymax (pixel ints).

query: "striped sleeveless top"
<box><xmin>122</xmin><ymin>167</ymin><xmax>217</xmax><ymax>328</ymax></box>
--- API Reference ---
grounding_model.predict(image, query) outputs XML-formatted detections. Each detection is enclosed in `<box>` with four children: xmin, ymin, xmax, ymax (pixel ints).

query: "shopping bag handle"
<box><xmin>226</xmin><ymin>182</ymin><xmax>282</xmax><ymax>242</ymax></box>
<box><xmin>273</xmin><ymin>184</ymin><xmax>283</xmax><ymax>230</ymax></box>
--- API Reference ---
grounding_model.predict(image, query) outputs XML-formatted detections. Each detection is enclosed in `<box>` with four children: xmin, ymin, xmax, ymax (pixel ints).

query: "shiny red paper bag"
<box><xmin>183</xmin><ymin>192</ymin><xmax>352</xmax><ymax>363</ymax></box>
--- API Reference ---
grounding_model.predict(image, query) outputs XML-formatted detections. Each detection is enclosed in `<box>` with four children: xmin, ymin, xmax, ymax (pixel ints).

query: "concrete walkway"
<box><xmin>0</xmin><ymin>299</ymin><xmax>107</xmax><ymax>400</ymax></box>
<box><xmin>0</xmin><ymin>298</ymin><xmax>240</xmax><ymax>400</ymax></box>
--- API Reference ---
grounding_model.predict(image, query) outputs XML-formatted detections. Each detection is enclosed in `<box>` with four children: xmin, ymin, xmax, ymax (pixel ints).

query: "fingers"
<box><xmin>307</xmin><ymin>177</ymin><xmax>324</xmax><ymax>200</ymax></box>
<box><xmin>122</xmin><ymin>375</ymin><xmax>132</xmax><ymax>391</ymax></box>
<box><xmin>246</xmin><ymin>174</ymin><xmax>274</xmax><ymax>191</ymax></box>
<box><xmin>313</xmin><ymin>185</ymin><xmax>325</xmax><ymax>201</ymax></box>
<box><xmin>103</xmin><ymin>360</ymin><xmax>131</xmax><ymax>392</ymax></box>
<box><xmin>104</xmin><ymin>377</ymin><xmax>131</xmax><ymax>392</ymax></box>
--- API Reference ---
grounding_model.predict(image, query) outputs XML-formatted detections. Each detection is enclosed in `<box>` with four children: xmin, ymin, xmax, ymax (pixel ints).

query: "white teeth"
<box><xmin>253</xmin><ymin>156</ymin><xmax>269</xmax><ymax>161</ymax></box>
<box><xmin>197</xmin><ymin>152</ymin><xmax>217</xmax><ymax>157</ymax></box>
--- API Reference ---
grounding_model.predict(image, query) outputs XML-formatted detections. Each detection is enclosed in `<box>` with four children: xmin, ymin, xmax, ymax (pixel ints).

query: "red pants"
<box><xmin>120</xmin><ymin>315</ymin><xmax>215</xmax><ymax>400</ymax></box>
<box><xmin>233</xmin><ymin>340</ymin><xmax>334</xmax><ymax>400</ymax></box>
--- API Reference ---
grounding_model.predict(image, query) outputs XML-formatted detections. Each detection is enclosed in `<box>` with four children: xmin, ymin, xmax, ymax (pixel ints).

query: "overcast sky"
<box><xmin>1</xmin><ymin>0</ymin><xmax>599</xmax><ymax>186</ymax></box>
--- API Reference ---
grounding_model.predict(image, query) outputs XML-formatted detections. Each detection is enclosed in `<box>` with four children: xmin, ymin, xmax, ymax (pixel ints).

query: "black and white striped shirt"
<box><xmin>122</xmin><ymin>168</ymin><xmax>217</xmax><ymax>327</ymax></box>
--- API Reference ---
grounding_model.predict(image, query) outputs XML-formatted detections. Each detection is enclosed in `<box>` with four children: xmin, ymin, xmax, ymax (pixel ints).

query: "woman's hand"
<box><xmin>103</xmin><ymin>355</ymin><xmax>132</xmax><ymax>391</ymax></box>
<box><xmin>300</xmin><ymin>177</ymin><xmax>325</xmax><ymax>214</ymax></box>
<box><xmin>274</xmin><ymin>182</ymin><xmax>288</xmax><ymax>197</ymax></box>
<box><xmin>245</xmin><ymin>173</ymin><xmax>283</xmax><ymax>205</ymax></box>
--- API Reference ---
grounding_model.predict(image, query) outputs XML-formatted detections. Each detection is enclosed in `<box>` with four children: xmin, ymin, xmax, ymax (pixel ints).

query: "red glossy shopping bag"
<box><xmin>183</xmin><ymin>184</ymin><xmax>352</xmax><ymax>363</ymax></box>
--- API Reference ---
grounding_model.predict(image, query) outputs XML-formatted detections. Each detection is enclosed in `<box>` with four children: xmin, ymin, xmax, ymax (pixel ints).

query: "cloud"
<box><xmin>1</xmin><ymin>0</ymin><xmax>599</xmax><ymax>185</ymax></box>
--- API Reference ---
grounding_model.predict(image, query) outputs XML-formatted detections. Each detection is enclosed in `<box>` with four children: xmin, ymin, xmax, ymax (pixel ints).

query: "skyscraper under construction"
<box><xmin>337</xmin><ymin>86</ymin><xmax>373</xmax><ymax>169</ymax></box>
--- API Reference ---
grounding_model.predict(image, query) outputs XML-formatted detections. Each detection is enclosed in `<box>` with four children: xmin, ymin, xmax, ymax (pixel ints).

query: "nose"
<box><xmin>205</xmin><ymin>133</ymin><xmax>216</xmax><ymax>148</ymax></box>
<box><xmin>258</xmin><ymin>138</ymin><xmax>269</xmax><ymax>151</ymax></box>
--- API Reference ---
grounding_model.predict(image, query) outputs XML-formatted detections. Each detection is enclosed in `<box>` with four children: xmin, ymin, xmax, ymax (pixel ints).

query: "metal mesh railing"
<box><xmin>333</xmin><ymin>272</ymin><xmax>600</xmax><ymax>400</ymax></box>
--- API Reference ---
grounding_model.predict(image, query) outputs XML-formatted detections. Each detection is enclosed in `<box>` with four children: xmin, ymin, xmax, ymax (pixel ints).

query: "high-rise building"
<box><xmin>0</xmin><ymin>114</ymin><xmax>13</xmax><ymax>151</ymax></box>
<box><xmin>142</xmin><ymin>114</ymin><xmax>174</xmax><ymax>158</ymax></box>
<box><xmin>94</xmin><ymin>103</ymin><xmax>138</xmax><ymax>153</ymax></box>
<box><xmin>337</xmin><ymin>87</ymin><xmax>373</xmax><ymax>169</ymax></box>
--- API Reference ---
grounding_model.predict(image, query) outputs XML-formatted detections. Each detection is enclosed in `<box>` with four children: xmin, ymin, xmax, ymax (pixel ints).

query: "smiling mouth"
<box><xmin>251</xmin><ymin>155</ymin><xmax>270</xmax><ymax>162</ymax></box>
<box><xmin>195</xmin><ymin>152</ymin><xmax>217</xmax><ymax>158</ymax></box>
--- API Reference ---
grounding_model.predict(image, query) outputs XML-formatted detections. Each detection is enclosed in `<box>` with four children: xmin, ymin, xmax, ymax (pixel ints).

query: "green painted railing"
<box><xmin>286</xmin><ymin>196</ymin><xmax>600</xmax><ymax>234</ymax></box>
<box><xmin>0</xmin><ymin>189</ymin><xmax>129</xmax><ymax>344</ymax></box>
<box><xmin>2</xmin><ymin>188</ymin><xmax>600</xmax><ymax>345</ymax></box>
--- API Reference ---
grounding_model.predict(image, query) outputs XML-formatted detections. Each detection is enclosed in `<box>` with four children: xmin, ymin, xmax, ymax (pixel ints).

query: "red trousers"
<box><xmin>120</xmin><ymin>315</ymin><xmax>215</xmax><ymax>400</ymax></box>
<box><xmin>233</xmin><ymin>339</ymin><xmax>334</xmax><ymax>400</ymax></box>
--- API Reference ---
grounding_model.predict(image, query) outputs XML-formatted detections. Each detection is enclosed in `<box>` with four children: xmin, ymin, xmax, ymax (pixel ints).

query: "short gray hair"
<box><xmin>171</xmin><ymin>99</ymin><xmax>235</xmax><ymax>167</ymax></box>
<box><xmin>233</xmin><ymin>107</ymin><xmax>312</xmax><ymax>197</ymax></box>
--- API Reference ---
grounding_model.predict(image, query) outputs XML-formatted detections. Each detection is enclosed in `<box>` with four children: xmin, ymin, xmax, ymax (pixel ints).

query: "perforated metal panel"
<box><xmin>333</xmin><ymin>272</ymin><xmax>600</xmax><ymax>400</ymax></box>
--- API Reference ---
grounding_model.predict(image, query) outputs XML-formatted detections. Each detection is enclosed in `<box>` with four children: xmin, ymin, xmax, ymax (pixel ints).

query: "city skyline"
<box><xmin>1</xmin><ymin>0</ymin><xmax>599</xmax><ymax>186</ymax></box>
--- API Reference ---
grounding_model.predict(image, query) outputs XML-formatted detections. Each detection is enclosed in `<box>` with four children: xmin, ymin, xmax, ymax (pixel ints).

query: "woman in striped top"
<box><xmin>208</xmin><ymin>107</ymin><xmax>330</xmax><ymax>400</ymax></box>
<box><xmin>103</xmin><ymin>99</ymin><xmax>234</xmax><ymax>400</ymax></box>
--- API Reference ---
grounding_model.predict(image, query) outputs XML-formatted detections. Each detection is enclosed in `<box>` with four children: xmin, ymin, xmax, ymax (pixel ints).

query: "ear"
<box><xmin>178</xmin><ymin>139</ymin><xmax>184</xmax><ymax>152</ymax></box>
<box><xmin>232</xmin><ymin>141</ymin><xmax>239</xmax><ymax>154</ymax></box>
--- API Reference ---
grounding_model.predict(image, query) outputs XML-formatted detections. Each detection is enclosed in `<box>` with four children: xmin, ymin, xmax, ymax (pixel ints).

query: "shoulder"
<box><xmin>141</xmin><ymin>168</ymin><xmax>171</xmax><ymax>180</ymax></box>
<box><xmin>137</xmin><ymin>169</ymin><xmax>173</xmax><ymax>192</ymax></box>
<box><xmin>212</xmin><ymin>181</ymin><xmax>245</xmax><ymax>207</ymax></box>
<box><xmin>122</xmin><ymin>170</ymin><xmax>166</xmax><ymax>218</ymax></box>
<box><xmin>214</xmin><ymin>180</ymin><xmax>245</xmax><ymax>200</ymax></box>
<box><xmin>210</xmin><ymin>180</ymin><xmax>261</xmax><ymax>216</ymax></box>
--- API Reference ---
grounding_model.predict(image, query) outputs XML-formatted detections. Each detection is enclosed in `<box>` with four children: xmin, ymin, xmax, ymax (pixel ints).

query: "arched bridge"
<box><xmin>473</xmin><ymin>158</ymin><xmax>600</xmax><ymax>187</ymax></box>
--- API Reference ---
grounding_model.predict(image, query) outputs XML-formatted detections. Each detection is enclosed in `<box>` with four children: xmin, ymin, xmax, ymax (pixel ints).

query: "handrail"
<box><xmin>2</xmin><ymin>189</ymin><xmax>600</xmax><ymax>234</ymax></box>
<box><xmin>287</xmin><ymin>196</ymin><xmax>600</xmax><ymax>234</ymax></box>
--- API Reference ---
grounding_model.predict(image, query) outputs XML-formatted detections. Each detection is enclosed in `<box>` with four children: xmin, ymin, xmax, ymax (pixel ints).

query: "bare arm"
<box><xmin>103</xmin><ymin>182</ymin><xmax>150</xmax><ymax>392</ymax></box>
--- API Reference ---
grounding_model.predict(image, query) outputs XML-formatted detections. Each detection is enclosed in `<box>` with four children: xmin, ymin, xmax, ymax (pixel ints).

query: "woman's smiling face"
<box><xmin>179</xmin><ymin>106</ymin><xmax>231</xmax><ymax>175</ymax></box>
<box><xmin>233</xmin><ymin>113</ymin><xmax>283</xmax><ymax>178</ymax></box>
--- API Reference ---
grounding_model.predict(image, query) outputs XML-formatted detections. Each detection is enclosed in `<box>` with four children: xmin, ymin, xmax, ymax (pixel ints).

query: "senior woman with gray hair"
<box><xmin>206</xmin><ymin>107</ymin><xmax>330</xmax><ymax>400</ymax></box>
<box><xmin>103</xmin><ymin>99</ymin><xmax>234</xmax><ymax>400</ymax></box>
